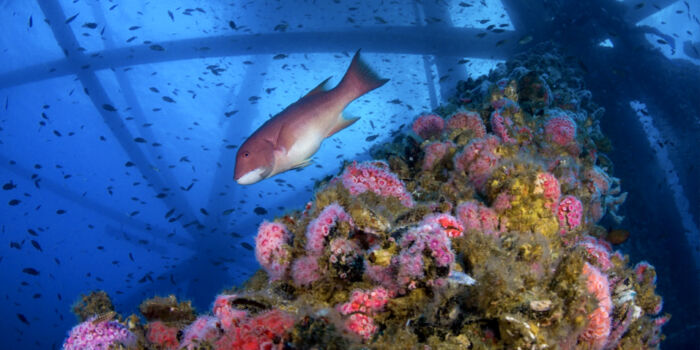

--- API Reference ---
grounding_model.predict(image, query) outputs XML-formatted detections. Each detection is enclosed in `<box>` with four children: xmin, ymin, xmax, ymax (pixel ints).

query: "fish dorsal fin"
<box><xmin>304</xmin><ymin>77</ymin><xmax>332</xmax><ymax>98</ymax></box>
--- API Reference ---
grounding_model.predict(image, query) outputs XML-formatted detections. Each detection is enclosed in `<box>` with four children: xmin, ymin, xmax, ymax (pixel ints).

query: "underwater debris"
<box><xmin>63</xmin><ymin>45</ymin><xmax>667</xmax><ymax>349</ymax></box>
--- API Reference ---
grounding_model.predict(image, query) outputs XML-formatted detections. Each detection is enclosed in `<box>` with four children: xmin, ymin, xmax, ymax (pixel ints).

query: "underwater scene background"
<box><xmin>1</xmin><ymin>0</ymin><xmax>699</xmax><ymax>349</ymax></box>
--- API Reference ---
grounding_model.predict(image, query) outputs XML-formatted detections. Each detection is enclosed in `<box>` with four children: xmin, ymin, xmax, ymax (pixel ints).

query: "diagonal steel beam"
<box><xmin>0</xmin><ymin>26</ymin><xmax>520</xmax><ymax>90</ymax></box>
<box><xmin>36</xmin><ymin>0</ymin><xmax>202</xmax><ymax>242</ymax></box>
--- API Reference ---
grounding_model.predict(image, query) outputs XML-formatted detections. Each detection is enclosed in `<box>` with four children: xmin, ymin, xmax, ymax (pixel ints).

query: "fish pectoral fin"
<box><xmin>326</xmin><ymin>113</ymin><xmax>360</xmax><ymax>138</ymax></box>
<box><xmin>304</xmin><ymin>77</ymin><xmax>333</xmax><ymax>98</ymax></box>
<box><xmin>292</xmin><ymin>158</ymin><xmax>313</xmax><ymax>169</ymax></box>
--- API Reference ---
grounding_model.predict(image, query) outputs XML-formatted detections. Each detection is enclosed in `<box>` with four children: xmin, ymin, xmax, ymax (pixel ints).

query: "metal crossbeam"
<box><xmin>0</xmin><ymin>26</ymin><xmax>521</xmax><ymax>90</ymax></box>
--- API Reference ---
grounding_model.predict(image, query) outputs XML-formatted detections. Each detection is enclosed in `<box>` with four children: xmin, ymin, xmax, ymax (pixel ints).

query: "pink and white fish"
<box><xmin>234</xmin><ymin>50</ymin><xmax>389</xmax><ymax>185</ymax></box>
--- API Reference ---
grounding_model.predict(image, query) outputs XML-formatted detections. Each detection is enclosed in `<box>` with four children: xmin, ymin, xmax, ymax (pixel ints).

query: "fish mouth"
<box><xmin>235</xmin><ymin>168</ymin><xmax>267</xmax><ymax>185</ymax></box>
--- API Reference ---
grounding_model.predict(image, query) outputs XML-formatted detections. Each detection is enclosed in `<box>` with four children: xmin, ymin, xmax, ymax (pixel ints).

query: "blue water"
<box><xmin>1</xmin><ymin>0</ymin><xmax>699</xmax><ymax>348</ymax></box>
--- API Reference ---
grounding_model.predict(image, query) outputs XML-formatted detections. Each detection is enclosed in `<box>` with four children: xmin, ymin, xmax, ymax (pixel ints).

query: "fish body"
<box><xmin>234</xmin><ymin>50</ymin><xmax>388</xmax><ymax>185</ymax></box>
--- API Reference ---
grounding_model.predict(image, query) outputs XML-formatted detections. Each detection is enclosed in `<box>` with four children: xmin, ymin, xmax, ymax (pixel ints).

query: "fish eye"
<box><xmin>244</xmin><ymin>152</ymin><xmax>249</xmax><ymax>157</ymax></box>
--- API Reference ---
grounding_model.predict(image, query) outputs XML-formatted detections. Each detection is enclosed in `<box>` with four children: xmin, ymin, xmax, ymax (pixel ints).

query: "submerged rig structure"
<box><xmin>62</xmin><ymin>45</ymin><xmax>667</xmax><ymax>349</ymax></box>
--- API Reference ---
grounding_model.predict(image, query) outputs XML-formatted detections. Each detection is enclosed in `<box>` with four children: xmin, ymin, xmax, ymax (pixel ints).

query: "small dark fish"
<box><xmin>200</xmin><ymin>208</ymin><xmax>209</xmax><ymax>216</ymax></box>
<box><xmin>487</xmin><ymin>24</ymin><xmax>495</xmax><ymax>30</ymax></box>
<box><xmin>388</xmin><ymin>98</ymin><xmax>402</xmax><ymax>104</ymax></box>
<box><xmin>479</xmin><ymin>19</ymin><xmax>489</xmax><ymax>24</ymax></box>
<box><xmin>10</xmin><ymin>241</ymin><xmax>21</xmax><ymax>249</ymax></box>
<box><xmin>168</xmin><ymin>10</ymin><xmax>174</xmax><ymax>21</ymax></box>
<box><xmin>635</xmin><ymin>2</ymin><xmax>644</xmax><ymax>9</ymax></box>
<box><xmin>29</xmin><ymin>16</ymin><xmax>33</xmax><ymax>28</ymax></box>
<box><xmin>375</xmin><ymin>16</ymin><xmax>387</xmax><ymax>24</ymax></box>
<box><xmin>149</xmin><ymin>87</ymin><xmax>159</xmax><ymax>93</ymax></box>
<box><xmin>125</xmin><ymin>161</ymin><xmax>135</xmax><ymax>167</ymax></box>
<box><xmin>8</xmin><ymin>199</ymin><xmax>20</xmax><ymax>206</ymax></box>
<box><xmin>134</xmin><ymin>137</ymin><xmax>147</xmax><ymax>143</ymax></box>
<box><xmin>30</xmin><ymin>240</ymin><xmax>42</xmax><ymax>252</ymax></box>
<box><xmin>240</xmin><ymin>242</ymin><xmax>254</xmax><ymax>251</ymax></box>
<box><xmin>657</xmin><ymin>39</ymin><xmax>668</xmax><ymax>45</ymax></box>
<box><xmin>17</xmin><ymin>313</ymin><xmax>30</xmax><ymax>325</ymax></box>
<box><xmin>162</xmin><ymin>96</ymin><xmax>175</xmax><ymax>103</ymax></box>
<box><xmin>33</xmin><ymin>293</ymin><xmax>41</xmax><ymax>299</ymax></box>
<box><xmin>149</xmin><ymin>44</ymin><xmax>165</xmax><ymax>51</ymax></box>
<box><xmin>273</xmin><ymin>54</ymin><xmax>288</xmax><ymax>60</ymax></box>
<box><xmin>102</xmin><ymin>104</ymin><xmax>117</xmax><ymax>112</ymax></box>
<box><xmin>164</xmin><ymin>208</ymin><xmax>175</xmax><ymax>218</ymax></box>
<box><xmin>65</xmin><ymin>13</ymin><xmax>79</xmax><ymax>24</ymax></box>
<box><xmin>82</xmin><ymin>22</ymin><xmax>97</xmax><ymax>29</ymax></box>
<box><xmin>56</xmin><ymin>209</ymin><xmax>66</xmax><ymax>214</ymax></box>
<box><xmin>222</xmin><ymin>208</ymin><xmax>235</xmax><ymax>216</ymax></box>
<box><xmin>27</xmin><ymin>229</ymin><xmax>38</xmax><ymax>236</ymax></box>
<box><xmin>477</xmin><ymin>32</ymin><xmax>487</xmax><ymax>38</ymax></box>
<box><xmin>365</xmin><ymin>134</ymin><xmax>379</xmax><ymax>141</ymax></box>
<box><xmin>109</xmin><ymin>4</ymin><xmax>118</xmax><ymax>10</ymax></box>
<box><xmin>228</xmin><ymin>20</ymin><xmax>237</xmax><ymax>30</ymax></box>
<box><xmin>129</xmin><ymin>211</ymin><xmax>139</xmax><ymax>217</ymax></box>
<box><xmin>129</xmin><ymin>252</ymin><xmax>135</xmax><ymax>262</ymax></box>
<box><xmin>254</xmin><ymin>206</ymin><xmax>268</xmax><ymax>215</ymax></box>
<box><xmin>495</xmin><ymin>39</ymin><xmax>507</xmax><ymax>46</ymax></box>
<box><xmin>22</xmin><ymin>267</ymin><xmax>40</xmax><ymax>276</ymax></box>
<box><xmin>126</xmin><ymin>36</ymin><xmax>137</xmax><ymax>43</ymax></box>
<box><xmin>128</xmin><ymin>26</ymin><xmax>141</xmax><ymax>30</ymax></box>
<box><xmin>2</xmin><ymin>181</ymin><xmax>16</xmax><ymax>190</ymax></box>
<box><xmin>459</xmin><ymin>2</ymin><xmax>472</xmax><ymax>7</ymax></box>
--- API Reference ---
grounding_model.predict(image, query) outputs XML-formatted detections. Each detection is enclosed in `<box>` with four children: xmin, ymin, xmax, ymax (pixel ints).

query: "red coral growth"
<box><xmin>213</xmin><ymin>294</ymin><xmax>247</xmax><ymax>330</ymax></box>
<box><xmin>557</xmin><ymin>195</ymin><xmax>583</xmax><ymax>233</ymax></box>
<box><xmin>490</xmin><ymin>110</ymin><xmax>517</xmax><ymax>144</ymax></box>
<box><xmin>305</xmin><ymin>203</ymin><xmax>353</xmax><ymax>254</ymax></box>
<box><xmin>337</xmin><ymin>287</ymin><xmax>392</xmax><ymax>315</ymax></box>
<box><xmin>577</xmin><ymin>236</ymin><xmax>613</xmax><ymax>272</ymax></box>
<box><xmin>291</xmin><ymin>255</ymin><xmax>321</xmax><ymax>286</ymax></box>
<box><xmin>422</xmin><ymin>140</ymin><xmax>454</xmax><ymax>171</ymax></box>
<box><xmin>215</xmin><ymin>310</ymin><xmax>294</xmax><ymax>350</ymax></box>
<box><xmin>341</xmin><ymin>161</ymin><xmax>414</xmax><ymax>207</ymax></box>
<box><xmin>146</xmin><ymin>321</ymin><xmax>180</xmax><ymax>350</ymax></box>
<box><xmin>412</xmin><ymin>114</ymin><xmax>445</xmax><ymax>139</ymax></box>
<box><xmin>422</xmin><ymin>213</ymin><xmax>464</xmax><ymax>238</ymax></box>
<box><xmin>453</xmin><ymin>135</ymin><xmax>502</xmax><ymax>192</ymax></box>
<box><xmin>180</xmin><ymin>316</ymin><xmax>220</xmax><ymax>348</ymax></box>
<box><xmin>534</xmin><ymin>172</ymin><xmax>561</xmax><ymax>211</ymax></box>
<box><xmin>544</xmin><ymin>115</ymin><xmax>576</xmax><ymax>146</ymax></box>
<box><xmin>579</xmin><ymin>262</ymin><xmax>612</xmax><ymax>350</ymax></box>
<box><xmin>446</xmin><ymin>110</ymin><xmax>485</xmax><ymax>137</ymax></box>
<box><xmin>456</xmin><ymin>201</ymin><xmax>504</xmax><ymax>237</ymax></box>
<box><xmin>344</xmin><ymin>314</ymin><xmax>377</xmax><ymax>340</ymax></box>
<box><xmin>254</xmin><ymin>221</ymin><xmax>291</xmax><ymax>280</ymax></box>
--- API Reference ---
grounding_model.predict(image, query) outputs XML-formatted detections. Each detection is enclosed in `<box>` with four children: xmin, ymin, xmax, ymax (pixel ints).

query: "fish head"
<box><xmin>234</xmin><ymin>138</ymin><xmax>275</xmax><ymax>185</ymax></box>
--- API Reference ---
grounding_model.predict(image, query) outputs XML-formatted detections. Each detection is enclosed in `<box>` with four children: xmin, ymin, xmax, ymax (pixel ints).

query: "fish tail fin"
<box><xmin>338</xmin><ymin>49</ymin><xmax>389</xmax><ymax>101</ymax></box>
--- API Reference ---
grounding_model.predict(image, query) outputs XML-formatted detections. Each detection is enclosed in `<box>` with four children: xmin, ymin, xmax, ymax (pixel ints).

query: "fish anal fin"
<box><xmin>327</xmin><ymin>113</ymin><xmax>359</xmax><ymax>138</ymax></box>
<box><xmin>292</xmin><ymin>158</ymin><xmax>313</xmax><ymax>169</ymax></box>
<box><xmin>304</xmin><ymin>77</ymin><xmax>333</xmax><ymax>98</ymax></box>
